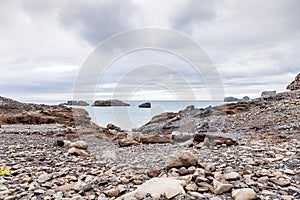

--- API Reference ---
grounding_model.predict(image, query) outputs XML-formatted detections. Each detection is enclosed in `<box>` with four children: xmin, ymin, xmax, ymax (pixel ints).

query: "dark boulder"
<box><xmin>140</xmin><ymin>134</ymin><xmax>171</xmax><ymax>144</ymax></box>
<box><xmin>139</xmin><ymin>102</ymin><xmax>151</xmax><ymax>108</ymax></box>
<box><xmin>93</xmin><ymin>99</ymin><xmax>130</xmax><ymax>107</ymax></box>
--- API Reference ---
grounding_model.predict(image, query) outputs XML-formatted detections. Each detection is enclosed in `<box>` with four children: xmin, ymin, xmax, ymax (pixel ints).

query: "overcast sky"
<box><xmin>1</xmin><ymin>0</ymin><xmax>299</xmax><ymax>102</ymax></box>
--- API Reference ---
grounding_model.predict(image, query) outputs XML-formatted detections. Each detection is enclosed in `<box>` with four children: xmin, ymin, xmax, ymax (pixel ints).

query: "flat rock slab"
<box><xmin>117</xmin><ymin>178</ymin><xmax>185</xmax><ymax>200</ymax></box>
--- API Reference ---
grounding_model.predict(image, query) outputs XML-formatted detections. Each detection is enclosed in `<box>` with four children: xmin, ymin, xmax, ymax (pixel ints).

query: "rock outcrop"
<box><xmin>287</xmin><ymin>73</ymin><xmax>300</xmax><ymax>91</ymax></box>
<box><xmin>59</xmin><ymin>100</ymin><xmax>89</xmax><ymax>106</ymax></box>
<box><xmin>138</xmin><ymin>102</ymin><xmax>151</xmax><ymax>108</ymax></box>
<box><xmin>93</xmin><ymin>99</ymin><xmax>130</xmax><ymax>107</ymax></box>
<box><xmin>136</xmin><ymin>90</ymin><xmax>300</xmax><ymax>135</ymax></box>
<box><xmin>224</xmin><ymin>96</ymin><xmax>250</xmax><ymax>102</ymax></box>
<box><xmin>261</xmin><ymin>90</ymin><xmax>276</xmax><ymax>97</ymax></box>
<box><xmin>0</xmin><ymin>96</ymin><xmax>101</xmax><ymax>134</ymax></box>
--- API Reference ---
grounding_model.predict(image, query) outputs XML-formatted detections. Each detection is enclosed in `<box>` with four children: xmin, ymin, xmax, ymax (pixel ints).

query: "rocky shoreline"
<box><xmin>0</xmin><ymin>127</ymin><xmax>299</xmax><ymax>199</ymax></box>
<box><xmin>0</xmin><ymin>88</ymin><xmax>300</xmax><ymax>199</ymax></box>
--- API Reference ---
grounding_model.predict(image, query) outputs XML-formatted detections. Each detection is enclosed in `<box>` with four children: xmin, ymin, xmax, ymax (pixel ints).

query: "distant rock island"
<box><xmin>224</xmin><ymin>96</ymin><xmax>250</xmax><ymax>102</ymax></box>
<box><xmin>93</xmin><ymin>99</ymin><xmax>130</xmax><ymax>107</ymax></box>
<box><xmin>139</xmin><ymin>102</ymin><xmax>151</xmax><ymax>108</ymax></box>
<box><xmin>59</xmin><ymin>100</ymin><xmax>89</xmax><ymax>106</ymax></box>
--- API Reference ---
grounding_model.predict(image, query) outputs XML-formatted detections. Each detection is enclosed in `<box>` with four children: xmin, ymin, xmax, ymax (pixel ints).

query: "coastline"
<box><xmin>0</xmin><ymin>90</ymin><xmax>300</xmax><ymax>199</ymax></box>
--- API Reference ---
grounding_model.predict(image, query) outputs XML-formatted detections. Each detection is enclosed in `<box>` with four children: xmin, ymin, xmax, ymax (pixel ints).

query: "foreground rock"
<box><xmin>93</xmin><ymin>99</ymin><xmax>130</xmax><ymax>107</ymax></box>
<box><xmin>232</xmin><ymin>188</ymin><xmax>257</xmax><ymax>200</ymax></box>
<box><xmin>165</xmin><ymin>151</ymin><xmax>198</xmax><ymax>169</ymax></box>
<box><xmin>118</xmin><ymin>178</ymin><xmax>185</xmax><ymax>199</ymax></box>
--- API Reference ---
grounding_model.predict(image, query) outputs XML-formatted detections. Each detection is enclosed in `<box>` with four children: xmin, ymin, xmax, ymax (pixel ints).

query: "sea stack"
<box><xmin>138</xmin><ymin>102</ymin><xmax>151</xmax><ymax>108</ymax></box>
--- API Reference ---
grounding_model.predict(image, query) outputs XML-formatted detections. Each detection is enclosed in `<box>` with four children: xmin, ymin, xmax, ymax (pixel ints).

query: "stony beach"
<box><xmin>1</xmin><ymin>85</ymin><xmax>300</xmax><ymax>199</ymax></box>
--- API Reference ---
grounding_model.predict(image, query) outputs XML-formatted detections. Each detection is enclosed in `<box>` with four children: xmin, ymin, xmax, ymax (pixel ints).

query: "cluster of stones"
<box><xmin>0</xmin><ymin>129</ymin><xmax>299</xmax><ymax>199</ymax></box>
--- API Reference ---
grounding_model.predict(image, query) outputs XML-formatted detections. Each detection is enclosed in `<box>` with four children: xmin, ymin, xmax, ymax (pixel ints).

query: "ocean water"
<box><xmin>25</xmin><ymin>100</ymin><xmax>222</xmax><ymax>130</ymax></box>
<box><xmin>70</xmin><ymin>100</ymin><xmax>222</xmax><ymax>130</ymax></box>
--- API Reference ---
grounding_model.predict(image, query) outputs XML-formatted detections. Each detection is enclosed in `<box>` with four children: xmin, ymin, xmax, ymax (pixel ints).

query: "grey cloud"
<box><xmin>58</xmin><ymin>0</ymin><xmax>138</xmax><ymax>45</ymax></box>
<box><xmin>172</xmin><ymin>0</ymin><xmax>216</xmax><ymax>31</ymax></box>
<box><xmin>0</xmin><ymin>0</ymin><xmax>299</xmax><ymax>101</ymax></box>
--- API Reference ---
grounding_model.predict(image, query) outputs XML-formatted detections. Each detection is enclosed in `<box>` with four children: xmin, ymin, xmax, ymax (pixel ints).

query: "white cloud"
<box><xmin>0</xmin><ymin>0</ymin><xmax>299</xmax><ymax>101</ymax></box>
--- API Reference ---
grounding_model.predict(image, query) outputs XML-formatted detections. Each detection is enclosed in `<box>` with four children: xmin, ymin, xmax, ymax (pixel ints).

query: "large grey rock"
<box><xmin>213</xmin><ymin>180</ymin><xmax>233</xmax><ymax>195</ymax></box>
<box><xmin>117</xmin><ymin>178</ymin><xmax>185</xmax><ymax>200</ymax></box>
<box><xmin>232</xmin><ymin>188</ymin><xmax>257</xmax><ymax>200</ymax></box>
<box><xmin>165</xmin><ymin>151</ymin><xmax>198</xmax><ymax>169</ymax></box>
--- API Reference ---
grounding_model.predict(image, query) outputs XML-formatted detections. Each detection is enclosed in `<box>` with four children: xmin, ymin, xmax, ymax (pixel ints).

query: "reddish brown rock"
<box><xmin>118</xmin><ymin>139</ymin><xmax>139</xmax><ymax>147</ymax></box>
<box><xmin>194</xmin><ymin>133</ymin><xmax>236</xmax><ymax>146</ymax></box>
<box><xmin>146</xmin><ymin>168</ymin><xmax>161</xmax><ymax>178</ymax></box>
<box><xmin>106</xmin><ymin>123</ymin><xmax>121</xmax><ymax>131</ymax></box>
<box><xmin>140</xmin><ymin>134</ymin><xmax>171</xmax><ymax>144</ymax></box>
<box><xmin>145</xmin><ymin>112</ymin><xmax>177</xmax><ymax>125</ymax></box>
<box><xmin>165</xmin><ymin>151</ymin><xmax>198</xmax><ymax>169</ymax></box>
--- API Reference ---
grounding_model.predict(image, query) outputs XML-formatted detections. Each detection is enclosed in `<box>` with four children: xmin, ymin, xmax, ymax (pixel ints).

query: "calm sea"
<box><xmin>25</xmin><ymin>100</ymin><xmax>222</xmax><ymax>130</ymax></box>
